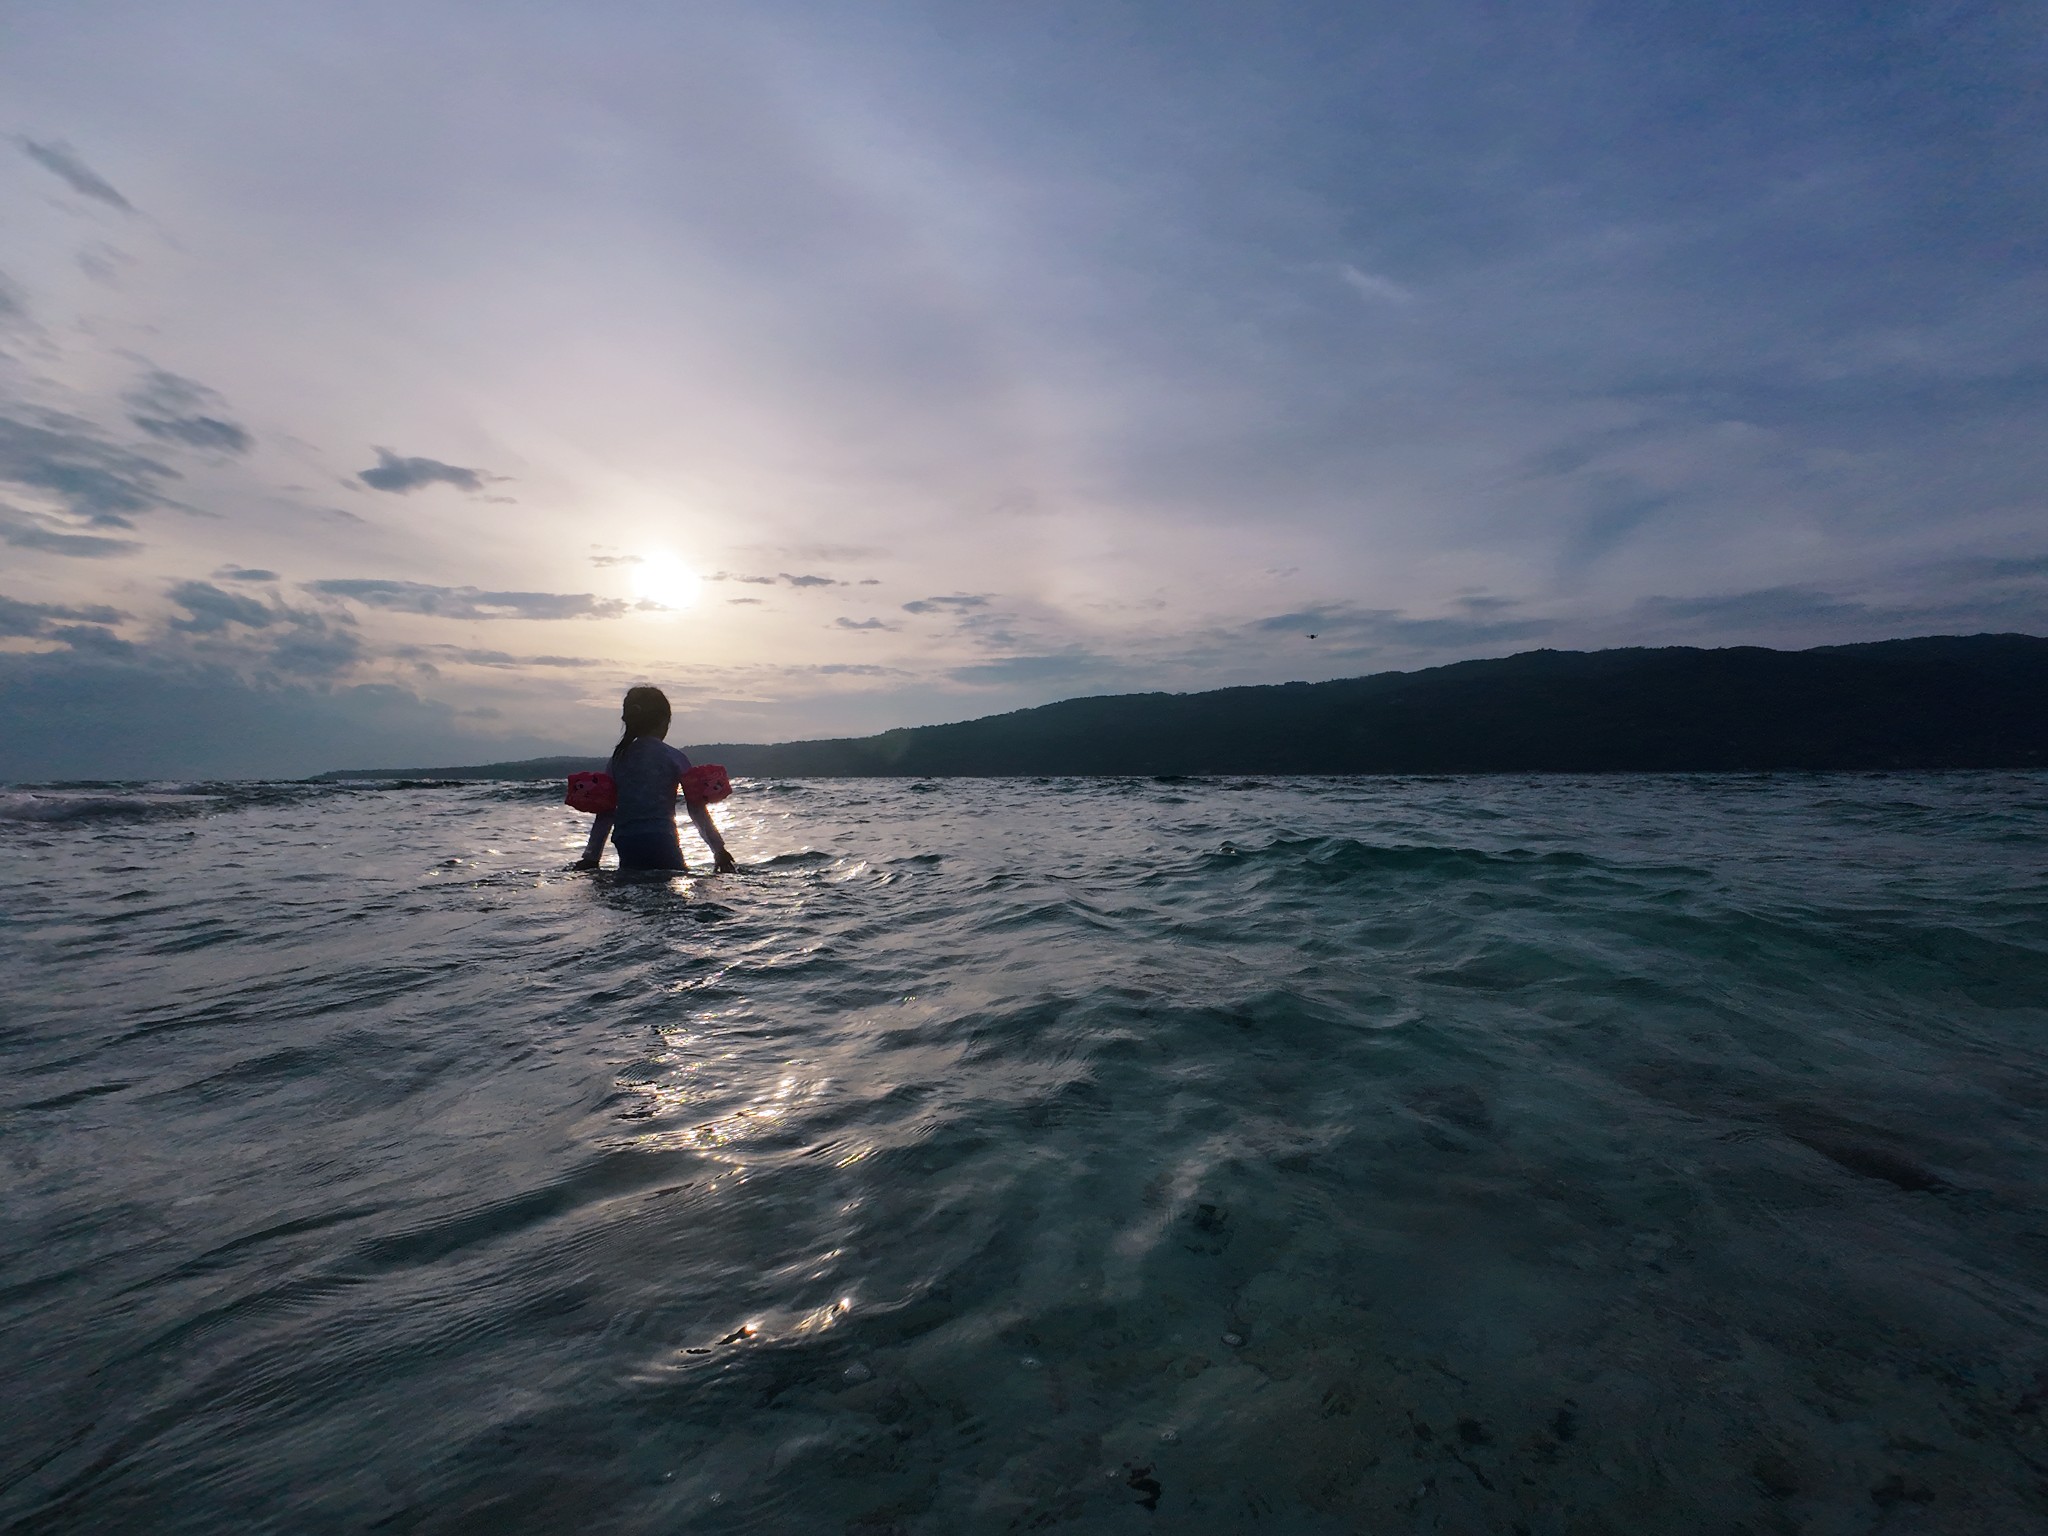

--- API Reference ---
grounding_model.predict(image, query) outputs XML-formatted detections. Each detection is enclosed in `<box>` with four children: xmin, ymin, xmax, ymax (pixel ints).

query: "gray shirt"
<box><xmin>579</xmin><ymin>736</ymin><xmax>729</xmax><ymax>868</ymax></box>
<box><xmin>609</xmin><ymin>736</ymin><xmax>692</xmax><ymax>834</ymax></box>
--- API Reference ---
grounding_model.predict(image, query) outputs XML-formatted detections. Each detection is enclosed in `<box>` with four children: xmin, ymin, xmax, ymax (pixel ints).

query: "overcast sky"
<box><xmin>3</xmin><ymin>0</ymin><xmax>2045</xmax><ymax>777</ymax></box>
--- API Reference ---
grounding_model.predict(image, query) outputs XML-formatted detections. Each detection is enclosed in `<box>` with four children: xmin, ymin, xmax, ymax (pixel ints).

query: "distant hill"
<box><xmin>319</xmin><ymin>755</ymin><xmax>610</xmax><ymax>783</ymax></box>
<box><xmin>316</xmin><ymin>634</ymin><xmax>2048</xmax><ymax>781</ymax></box>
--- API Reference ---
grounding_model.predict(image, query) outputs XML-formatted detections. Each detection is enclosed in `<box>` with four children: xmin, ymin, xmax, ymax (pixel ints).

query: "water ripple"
<box><xmin>2</xmin><ymin>774</ymin><xmax>2046</xmax><ymax>1531</ymax></box>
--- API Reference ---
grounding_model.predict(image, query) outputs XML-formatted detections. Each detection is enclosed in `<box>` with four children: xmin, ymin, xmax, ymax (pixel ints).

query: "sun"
<box><xmin>632</xmin><ymin>553</ymin><xmax>701</xmax><ymax>612</ymax></box>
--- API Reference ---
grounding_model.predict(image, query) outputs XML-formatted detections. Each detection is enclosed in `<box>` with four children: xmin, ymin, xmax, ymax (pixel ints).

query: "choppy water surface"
<box><xmin>3</xmin><ymin>774</ymin><xmax>2047</xmax><ymax>1534</ymax></box>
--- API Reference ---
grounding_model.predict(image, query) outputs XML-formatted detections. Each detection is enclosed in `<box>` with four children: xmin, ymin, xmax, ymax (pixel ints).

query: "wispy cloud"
<box><xmin>18</xmin><ymin>138</ymin><xmax>133</xmax><ymax>212</ymax></box>
<box><xmin>168</xmin><ymin>580</ymin><xmax>276</xmax><ymax>632</ymax></box>
<box><xmin>946</xmin><ymin>651</ymin><xmax>1111</xmax><ymax>686</ymax></box>
<box><xmin>1622</xmin><ymin>578</ymin><xmax>2048</xmax><ymax>645</ymax></box>
<box><xmin>710</xmin><ymin>571</ymin><xmax>841</xmax><ymax>588</ymax></box>
<box><xmin>1337</xmin><ymin>263</ymin><xmax>1414</xmax><ymax>306</ymax></box>
<box><xmin>393</xmin><ymin>644</ymin><xmax>600</xmax><ymax>669</ymax></box>
<box><xmin>1251</xmin><ymin>604</ymin><xmax>1554</xmax><ymax>651</ymax></box>
<box><xmin>5</xmin><ymin>579</ymin><xmax>367</xmax><ymax>683</ymax></box>
<box><xmin>356</xmin><ymin>449</ymin><xmax>489</xmax><ymax>494</ymax></box>
<box><xmin>1632</xmin><ymin>587</ymin><xmax>1870</xmax><ymax>627</ymax></box>
<box><xmin>0</xmin><ymin>646</ymin><xmax>559</xmax><ymax>780</ymax></box>
<box><xmin>0</xmin><ymin>593</ymin><xmax>127</xmax><ymax>637</ymax></box>
<box><xmin>307</xmin><ymin>578</ymin><xmax>628</xmax><ymax>620</ymax></box>
<box><xmin>2</xmin><ymin>3</ymin><xmax>2044</xmax><ymax>762</ymax></box>
<box><xmin>1562</xmin><ymin>476</ymin><xmax>1676</xmax><ymax>573</ymax></box>
<box><xmin>0</xmin><ymin>410</ymin><xmax>181</xmax><ymax>525</ymax></box>
<box><xmin>125</xmin><ymin>370</ymin><xmax>254</xmax><ymax>456</ymax></box>
<box><xmin>902</xmin><ymin>594</ymin><xmax>992</xmax><ymax>615</ymax></box>
<box><xmin>158</xmin><ymin>583</ymin><xmax>366</xmax><ymax>677</ymax></box>
<box><xmin>0</xmin><ymin>511</ymin><xmax>141</xmax><ymax>558</ymax></box>
<box><xmin>264</xmin><ymin>622</ymin><xmax>364</xmax><ymax>677</ymax></box>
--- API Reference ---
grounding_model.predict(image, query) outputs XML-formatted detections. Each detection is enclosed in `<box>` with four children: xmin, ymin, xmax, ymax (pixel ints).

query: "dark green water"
<box><xmin>3</xmin><ymin>774</ymin><xmax>2045</xmax><ymax>1533</ymax></box>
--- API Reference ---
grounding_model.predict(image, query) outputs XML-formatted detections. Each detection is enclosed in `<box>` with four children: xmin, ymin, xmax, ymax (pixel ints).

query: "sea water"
<box><xmin>2</xmin><ymin>774</ymin><xmax>2045</xmax><ymax>1534</ymax></box>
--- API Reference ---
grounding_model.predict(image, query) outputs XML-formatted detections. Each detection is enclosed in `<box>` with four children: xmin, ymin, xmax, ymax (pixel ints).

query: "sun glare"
<box><xmin>632</xmin><ymin>553</ymin><xmax>701</xmax><ymax>612</ymax></box>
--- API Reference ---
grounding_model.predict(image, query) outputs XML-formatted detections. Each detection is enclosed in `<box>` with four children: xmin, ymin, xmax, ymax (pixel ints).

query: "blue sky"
<box><xmin>2</xmin><ymin>0</ymin><xmax>2044</xmax><ymax>776</ymax></box>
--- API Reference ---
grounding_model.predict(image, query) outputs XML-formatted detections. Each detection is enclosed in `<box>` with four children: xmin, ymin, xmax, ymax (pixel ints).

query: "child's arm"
<box><xmin>574</xmin><ymin>814</ymin><xmax>612</xmax><ymax>869</ymax></box>
<box><xmin>685</xmin><ymin>800</ymin><xmax>737</xmax><ymax>872</ymax></box>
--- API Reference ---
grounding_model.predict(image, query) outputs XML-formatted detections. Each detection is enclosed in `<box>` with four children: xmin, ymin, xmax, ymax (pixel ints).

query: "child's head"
<box><xmin>620</xmin><ymin>685</ymin><xmax>671</xmax><ymax>741</ymax></box>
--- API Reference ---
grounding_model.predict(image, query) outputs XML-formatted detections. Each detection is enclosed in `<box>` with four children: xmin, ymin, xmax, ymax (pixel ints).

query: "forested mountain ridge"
<box><xmin>318</xmin><ymin>634</ymin><xmax>2048</xmax><ymax>780</ymax></box>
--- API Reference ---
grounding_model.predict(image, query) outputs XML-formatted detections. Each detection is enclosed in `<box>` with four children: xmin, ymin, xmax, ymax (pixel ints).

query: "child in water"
<box><xmin>575</xmin><ymin>685</ymin><xmax>738</xmax><ymax>873</ymax></box>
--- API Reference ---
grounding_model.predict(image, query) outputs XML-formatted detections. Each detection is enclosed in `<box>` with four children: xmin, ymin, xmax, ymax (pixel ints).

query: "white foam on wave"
<box><xmin>0</xmin><ymin>790</ymin><xmax>220</xmax><ymax>823</ymax></box>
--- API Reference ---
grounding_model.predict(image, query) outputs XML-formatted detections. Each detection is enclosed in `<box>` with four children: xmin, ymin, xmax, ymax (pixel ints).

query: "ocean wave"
<box><xmin>1176</xmin><ymin>833</ymin><xmax>1633</xmax><ymax>884</ymax></box>
<box><xmin>5</xmin><ymin>772</ymin><xmax>2047</xmax><ymax>1532</ymax></box>
<box><xmin>755</xmin><ymin>848</ymin><xmax>835</xmax><ymax>867</ymax></box>
<box><xmin>0</xmin><ymin>790</ymin><xmax>219</xmax><ymax>824</ymax></box>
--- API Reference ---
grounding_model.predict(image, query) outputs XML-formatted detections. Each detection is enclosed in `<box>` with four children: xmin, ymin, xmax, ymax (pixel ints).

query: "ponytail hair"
<box><xmin>610</xmin><ymin>685</ymin><xmax>672</xmax><ymax>767</ymax></box>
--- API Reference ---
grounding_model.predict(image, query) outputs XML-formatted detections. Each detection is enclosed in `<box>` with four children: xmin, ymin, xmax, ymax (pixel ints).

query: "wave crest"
<box><xmin>0</xmin><ymin>791</ymin><xmax>217</xmax><ymax>825</ymax></box>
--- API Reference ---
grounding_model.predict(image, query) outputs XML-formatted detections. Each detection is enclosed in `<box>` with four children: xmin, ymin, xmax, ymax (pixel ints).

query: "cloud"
<box><xmin>902</xmin><ymin>593</ymin><xmax>992</xmax><ymax>614</ymax></box>
<box><xmin>75</xmin><ymin>244</ymin><xmax>129</xmax><ymax>287</ymax></box>
<box><xmin>1916</xmin><ymin>553</ymin><xmax>2048</xmax><ymax>583</ymax></box>
<box><xmin>216</xmin><ymin>567</ymin><xmax>278</xmax><ymax>582</ymax></box>
<box><xmin>308</xmin><ymin>578</ymin><xmax>628</xmax><ymax>620</ymax></box>
<box><xmin>124</xmin><ymin>370</ymin><xmax>254</xmax><ymax>456</ymax></box>
<box><xmin>46</xmin><ymin>623</ymin><xmax>137</xmax><ymax>659</ymax></box>
<box><xmin>18</xmin><ymin>138</ymin><xmax>133</xmax><ymax>212</ymax></box>
<box><xmin>708</xmin><ymin>571</ymin><xmax>845</xmax><ymax>587</ymax></box>
<box><xmin>811</xmin><ymin>663</ymin><xmax>903</xmax><ymax>676</ymax></box>
<box><xmin>1631</xmin><ymin>586</ymin><xmax>1874</xmax><ymax>628</ymax></box>
<box><xmin>0</xmin><ymin>649</ymin><xmax>565</xmax><ymax>780</ymax></box>
<box><xmin>356</xmin><ymin>449</ymin><xmax>487</xmax><ymax>494</ymax></box>
<box><xmin>1563</xmin><ymin>476</ymin><xmax>1675</xmax><ymax>572</ymax></box>
<box><xmin>0</xmin><ymin>410</ymin><xmax>181</xmax><ymax>524</ymax></box>
<box><xmin>8</xmin><ymin>582</ymin><xmax>357</xmax><ymax>682</ymax></box>
<box><xmin>168</xmin><ymin>579</ymin><xmax>276</xmax><ymax>632</ymax></box>
<box><xmin>7</xmin><ymin>5</ymin><xmax>2045</xmax><ymax>754</ymax></box>
<box><xmin>0</xmin><ymin>512</ymin><xmax>142</xmax><ymax>558</ymax></box>
<box><xmin>1250</xmin><ymin>605</ymin><xmax>1554</xmax><ymax>650</ymax></box>
<box><xmin>1337</xmin><ymin>263</ymin><xmax>1415</xmax><ymax>305</ymax></box>
<box><xmin>264</xmin><ymin>620</ymin><xmax>364</xmax><ymax>677</ymax></box>
<box><xmin>1622</xmin><ymin>579</ymin><xmax>2048</xmax><ymax>646</ymax></box>
<box><xmin>834</xmin><ymin>616</ymin><xmax>894</xmax><ymax>630</ymax></box>
<box><xmin>945</xmin><ymin>651</ymin><xmax>1112</xmax><ymax>686</ymax></box>
<box><xmin>393</xmin><ymin>644</ymin><xmax>600</xmax><ymax>669</ymax></box>
<box><xmin>0</xmin><ymin>594</ymin><xmax>127</xmax><ymax>637</ymax></box>
<box><xmin>727</xmin><ymin>597</ymin><xmax>765</xmax><ymax>605</ymax></box>
<box><xmin>140</xmin><ymin>582</ymin><xmax>367</xmax><ymax>678</ymax></box>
